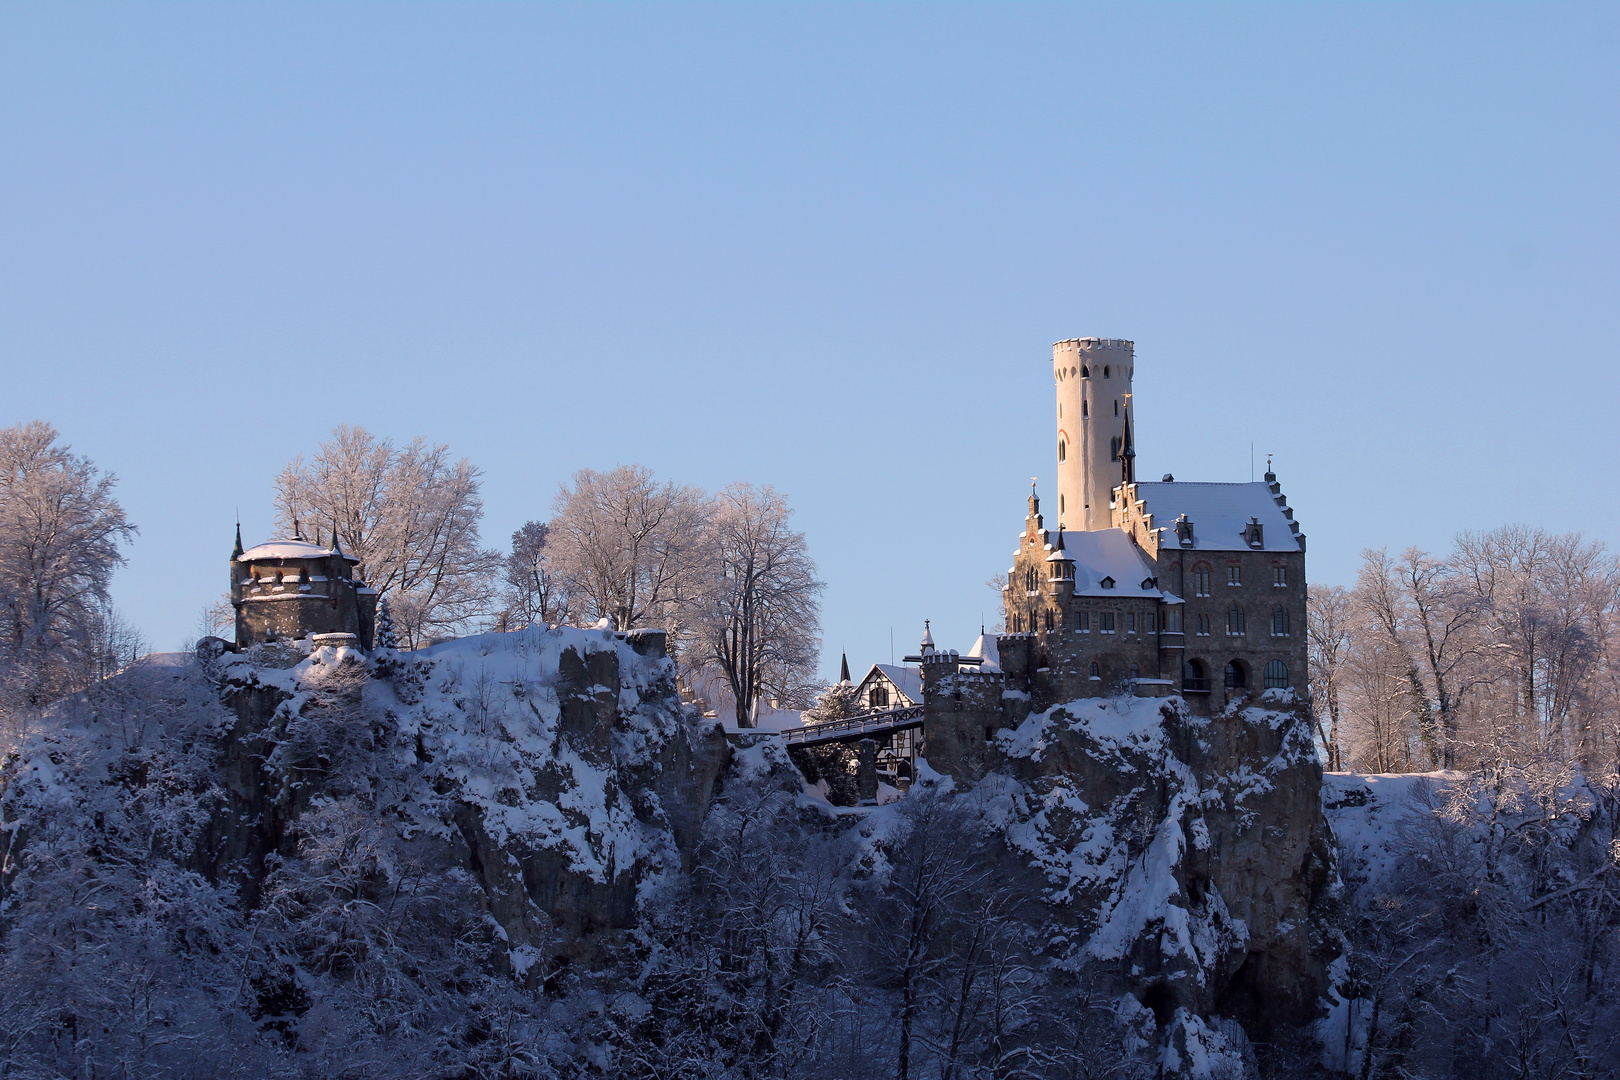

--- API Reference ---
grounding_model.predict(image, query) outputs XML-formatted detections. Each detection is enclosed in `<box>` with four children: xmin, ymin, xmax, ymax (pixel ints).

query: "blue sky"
<box><xmin>3</xmin><ymin>4</ymin><xmax>1616</xmax><ymax>676</ymax></box>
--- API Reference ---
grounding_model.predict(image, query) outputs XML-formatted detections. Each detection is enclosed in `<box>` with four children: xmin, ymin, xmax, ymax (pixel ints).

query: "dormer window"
<box><xmin>1140</xmin><ymin>577</ymin><xmax>1156</xmax><ymax>590</ymax></box>
<box><xmin>1244</xmin><ymin>518</ymin><xmax>1264</xmax><ymax>548</ymax></box>
<box><xmin>1100</xmin><ymin>576</ymin><xmax>1115</xmax><ymax>589</ymax></box>
<box><xmin>1175</xmin><ymin>516</ymin><xmax>1195</xmax><ymax>547</ymax></box>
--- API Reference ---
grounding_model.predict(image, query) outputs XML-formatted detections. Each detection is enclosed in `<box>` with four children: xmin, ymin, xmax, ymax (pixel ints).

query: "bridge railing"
<box><xmin>780</xmin><ymin>703</ymin><xmax>926</xmax><ymax>744</ymax></box>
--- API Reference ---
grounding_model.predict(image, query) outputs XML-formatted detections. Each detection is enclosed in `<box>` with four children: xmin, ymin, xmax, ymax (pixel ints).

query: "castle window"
<box><xmin>1226</xmin><ymin>604</ymin><xmax>1246</xmax><ymax>636</ymax></box>
<box><xmin>1026</xmin><ymin>568</ymin><xmax>1039</xmax><ymax>592</ymax></box>
<box><xmin>1081</xmin><ymin>365</ymin><xmax>1089</xmax><ymax>378</ymax></box>
<box><xmin>1227</xmin><ymin>565</ymin><xmax>1242</xmax><ymax>586</ymax></box>
<box><xmin>1225</xmin><ymin>660</ymin><xmax>1249</xmax><ymax>690</ymax></box>
<box><xmin>869</xmin><ymin>685</ymin><xmax>890</xmax><ymax>709</ymax></box>
<box><xmin>1088</xmin><ymin>662</ymin><xmax>1101</xmax><ymax>679</ymax></box>
<box><xmin>1165</xmin><ymin>608</ymin><xmax>1182</xmax><ymax>632</ymax></box>
<box><xmin>1193</xmin><ymin>567</ymin><xmax>1211</xmax><ymax>596</ymax></box>
<box><xmin>1128</xmin><ymin>663</ymin><xmax>1140</xmax><ymax>679</ymax></box>
<box><xmin>1183</xmin><ymin>659</ymin><xmax>1209</xmax><ymax>692</ymax></box>
<box><xmin>1114</xmin><ymin>399</ymin><xmax>1119</xmax><ymax>416</ymax></box>
<box><xmin>1043</xmin><ymin>609</ymin><xmax>1053</xmax><ymax>632</ymax></box>
<box><xmin>1100</xmin><ymin>576</ymin><xmax>1115</xmax><ymax>589</ymax></box>
<box><xmin>1058</xmin><ymin>439</ymin><xmax>1066</xmax><ymax>463</ymax></box>
<box><xmin>1197</xmin><ymin>614</ymin><xmax>1211</xmax><ymax>636</ymax></box>
<box><xmin>1126</xmin><ymin>612</ymin><xmax>1136</xmax><ymax>633</ymax></box>
<box><xmin>1110</xmin><ymin>435</ymin><xmax>1120</xmax><ymax>461</ymax></box>
<box><xmin>1082</xmin><ymin>399</ymin><xmax>1088</xmax><ymax>418</ymax></box>
<box><xmin>1147</xmin><ymin>612</ymin><xmax>1155</xmax><ymax>632</ymax></box>
<box><xmin>1103</xmin><ymin>365</ymin><xmax>1110</xmax><ymax>378</ymax></box>
<box><xmin>1273</xmin><ymin>566</ymin><xmax>1287</xmax><ymax>587</ymax></box>
<box><xmin>1264</xmin><ymin>660</ymin><xmax>1289</xmax><ymax>689</ymax></box>
<box><xmin>1100</xmin><ymin>612</ymin><xmax>1116</xmax><ymax>634</ymax></box>
<box><xmin>1076</xmin><ymin>611</ymin><xmax>1090</xmax><ymax>633</ymax></box>
<box><xmin>1271</xmin><ymin>606</ymin><xmax>1290</xmax><ymax>636</ymax></box>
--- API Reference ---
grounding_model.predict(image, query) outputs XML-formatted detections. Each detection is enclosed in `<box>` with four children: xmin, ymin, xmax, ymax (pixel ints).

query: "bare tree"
<box><xmin>1396</xmin><ymin>546</ymin><xmax>1484</xmax><ymax>768</ymax></box>
<box><xmin>499</xmin><ymin>520</ymin><xmax>572</xmax><ymax>629</ymax></box>
<box><xmin>696</xmin><ymin>483</ymin><xmax>822</xmax><ymax>727</ymax></box>
<box><xmin>0</xmin><ymin>422</ymin><xmax>137</xmax><ymax>725</ymax></box>
<box><xmin>1307</xmin><ymin>584</ymin><xmax>1353</xmax><ymax>770</ymax></box>
<box><xmin>547</xmin><ymin>465</ymin><xmax>710</xmax><ymax>635</ymax></box>
<box><xmin>275</xmin><ymin>426</ymin><xmax>500</xmax><ymax>647</ymax></box>
<box><xmin>1355</xmin><ymin>548</ymin><xmax>1436</xmax><ymax>767</ymax></box>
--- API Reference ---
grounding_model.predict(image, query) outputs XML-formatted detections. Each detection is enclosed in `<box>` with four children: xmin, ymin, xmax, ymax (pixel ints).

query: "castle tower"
<box><xmin>1052</xmin><ymin>337</ymin><xmax>1135</xmax><ymax>530</ymax></box>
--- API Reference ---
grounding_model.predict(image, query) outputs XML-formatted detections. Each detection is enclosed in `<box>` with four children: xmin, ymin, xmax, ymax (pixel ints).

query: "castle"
<box><xmin>840</xmin><ymin>337</ymin><xmax>1310</xmax><ymax>783</ymax></box>
<box><xmin>229</xmin><ymin>524</ymin><xmax>378</xmax><ymax>650</ymax></box>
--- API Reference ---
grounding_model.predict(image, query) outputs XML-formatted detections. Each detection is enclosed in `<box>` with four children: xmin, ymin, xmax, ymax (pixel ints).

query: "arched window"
<box><xmin>869</xmin><ymin>685</ymin><xmax>889</xmax><ymax>709</ymax></box>
<box><xmin>1043</xmin><ymin>609</ymin><xmax>1053</xmax><ymax>632</ymax></box>
<box><xmin>1081</xmin><ymin>365</ymin><xmax>1090</xmax><ymax>378</ymax></box>
<box><xmin>1088</xmin><ymin>662</ymin><xmax>1100</xmax><ymax>679</ymax></box>
<box><xmin>1271</xmin><ymin>606</ymin><xmax>1290</xmax><ymax>636</ymax></box>
<box><xmin>1103</xmin><ymin>365</ymin><xmax>1111</xmax><ymax>378</ymax></box>
<box><xmin>1225</xmin><ymin>660</ymin><xmax>1248</xmax><ymax>690</ymax></box>
<box><xmin>1128</xmin><ymin>663</ymin><xmax>1140</xmax><ymax>679</ymax></box>
<box><xmin>1026</xmin><ymin>567</ymin><xmax>1039</xmax><ymax>591</ymax></box>
<box><xmin>1264</xmin><ymin>660</ymin><xmax>1289</xmax><ymax>689</ymax></box>
<box><xmin>1193</xmin><ymin>566</ymin><xmax>1211</xmax><ymax>596</ymax></box>
<box><xmin>1082</xmin><ymin>398</ymin><xmax>1088</xmax><ymax>418</ymax></box>
<box><xmin>1183</xmin><ymin>659</ymin><xmax>1208</xmax><ymax>692</ymax></box>
<box><xmin>1058</xmin><ymin>439</ymin><xmax>1066</xmax><ymax>462</ymax></box>
<box><xmin>1226</xmin><ymin>604</ymin><xmax>1245</xmax><ymax>636</ymax></box>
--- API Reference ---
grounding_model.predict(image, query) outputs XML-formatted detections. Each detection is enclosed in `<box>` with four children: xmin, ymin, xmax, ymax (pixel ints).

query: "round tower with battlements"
<box><xmin>1052</xmin><ymin>337</ymin><xmax>1135</xmax><ymax>531</ymax></box>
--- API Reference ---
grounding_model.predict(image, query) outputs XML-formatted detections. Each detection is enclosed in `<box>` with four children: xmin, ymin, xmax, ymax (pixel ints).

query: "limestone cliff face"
<box><xmin>977</xmin><ymin>691</ymin><xmax>1337</xmax><ymax>1064</ymax></box>
<box><xmin>202</xmin><ymin>625</ymin><xmax>729</xmax><ymax>972</ymax></box>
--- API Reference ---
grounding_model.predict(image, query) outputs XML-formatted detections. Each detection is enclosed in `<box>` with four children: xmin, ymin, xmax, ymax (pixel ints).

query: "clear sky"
<box><xmin>3</xmin><ymin>3</ymin><xmax>1616</xmax><ymax>677</ymax></box>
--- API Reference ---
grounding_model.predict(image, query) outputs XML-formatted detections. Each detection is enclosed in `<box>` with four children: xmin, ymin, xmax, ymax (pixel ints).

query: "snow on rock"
<box><xmin>200</xmin><ymin>624</ymin><xmax>729</xmax><ymax>966</ymax></box>
<box><xmin>983</xmin><ymin>692</ymin><xmax>1338</xmax><ymax>1070</ymax></box>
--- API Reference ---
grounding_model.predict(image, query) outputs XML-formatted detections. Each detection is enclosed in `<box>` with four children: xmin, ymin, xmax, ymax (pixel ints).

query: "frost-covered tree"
<box><xmin>1307</xmin><ymin>584</ymin><xmax>1353</xmax><ymax>771</ymax></box>
<box><xmin>695</xmin><ymin>483</ymin><xmax>822</xmax><ymax>727</ymax></box>
<box><xmin>0</xmin><ymin>421</ymin><xmax>136</xmax><ymax>730</ymax></box>
<box><xmin>274</xmin><ymin>425</ymin><xmax>501</xmax><ymax>647</ymax></box>
<box><xmin>547</xmin><ymin>465</ymin><xmax>710</xmax><ymax>635</ymax></box>
<box><xmin>501</xmin><ymin>519</ymin><xmax>573</xmax><ymax>629</ymax></box>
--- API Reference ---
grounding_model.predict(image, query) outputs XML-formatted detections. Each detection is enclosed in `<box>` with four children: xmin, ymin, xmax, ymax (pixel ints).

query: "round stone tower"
<box><xmin>1052</xmin><ymin>337</ymin><xmax>1135</xmax><ymax>531</ymax></box>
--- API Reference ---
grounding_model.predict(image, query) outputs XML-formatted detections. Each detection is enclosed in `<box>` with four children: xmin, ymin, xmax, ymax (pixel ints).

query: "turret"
<box><xmin>1052</xmin><ymin>337</ymin><xmax>1135</xmax><ymax>530</ymax></box>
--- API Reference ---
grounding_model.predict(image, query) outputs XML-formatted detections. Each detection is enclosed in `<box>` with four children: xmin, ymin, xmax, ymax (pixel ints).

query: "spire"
<box><xmin>839</xmin><ymin>653</ymin><xmax>851</xmax><ymax>684</ymax></box>
<box><xmin>920</xmin><ymin>620</ymin><xmax>935</xmax><ymax>652</ymax></box>
<box><xmin>1120</xmin><ymin>406</ymin><xmax>1136</xmax><ymax>484</ymax></box>
<box><xmin>231</xmin><ymin>521</ymin><xmax>244</xmax><ymax>560</ymax></box>
<box><xmin>292</xmin><ymin>517</ymin><xmax>302</xmax><ymax>541</ymax></box>
<box><xmin>329</xmin><ymin>521</ymin><xmax>344</xmax><ymax>556</ymax></box>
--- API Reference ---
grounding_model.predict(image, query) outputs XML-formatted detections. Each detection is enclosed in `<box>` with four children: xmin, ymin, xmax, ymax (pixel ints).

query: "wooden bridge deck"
<box><xmin>779</xmin><ymin>704</ymin><xmax>926</xmax><ymax>748</ymax></box>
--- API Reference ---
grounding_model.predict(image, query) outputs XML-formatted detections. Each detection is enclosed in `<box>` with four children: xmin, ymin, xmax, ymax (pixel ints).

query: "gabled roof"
<box><xmin>1131</xmin><ymin>481</ymin><xmax>1301</xmax><ymax>553</ymax></box>
<box><xmin>965</xmin><ymin>633</ymin><xmax>1001</xmax><ymax>672</ymax></box>
<box><xmin>1048</xmin><ymin>528</ymin><xmax>1163</xmax><ymax>598</ymax></box>
<box><xmin>855</xmin><ymin>663</ymin><xmax>924</xmax><ymax>706</ymax></box>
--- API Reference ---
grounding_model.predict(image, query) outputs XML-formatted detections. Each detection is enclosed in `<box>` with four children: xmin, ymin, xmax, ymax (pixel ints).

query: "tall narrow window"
<box><xmin>1226</xmin><ymin>604</ymin><xmax>1246</xmax><ymax>636</ymax></box>
<box><xmin>1057</xmin><ymin>439</ymin><xmax>1066</xmax><ymax>462</ymax></box>
<box><xmin>1166</xmin><ymin>608</ymin><xmax>1182</xmax><ymax>632</ymax></box>
<box><xmin>869</xmin><ymin>686</ymin><xmax>889</xmax><ymax>709</ymax></box>
<box><xmin>1227</xmin><ymin>565</ymin><xmax>1242</xmax><ymax>587</ymax></box>
<box><xmin>1273</xmin><ymin>566</ymin><xmax>1287</xmax><ymax>587</ymax></box>
<box><xmin>1076</xmin><ymin>611</ymin><xmax>1090</xmax><ymax>633</ymax></box>
<box><xmin>1043</xmin><ymin>609</ymin><xmax>1053</xmax><ymax>632</ymax></box>
<box><xmin>1088</xmin><ymin>662</ymin><xmax>1101</xmax><ymax>679</ymax></box>
<box><xmin>1194</xmin><ymin>567</ymin><xmax>1211</xmax><ymax>596</ymax></box>
<box><xmin>1197</xmin><ymin>614</ymin><xmax>1211</xmax><ymax>636</ymax></box>
<box><xmin>1225</xmin><ymin>661</ymin><xmax>1248</xmax><ymax>690</ymax></box>
<box><xmin>1271</xmin><ymin>606</ymin><xmax>1290</xmax><ymax>636</ymax></box>
<box><xmin>1100</xmin><ymin>612</ymin><xmax>1116</xmax><ymax>634</ymax></box>
<box><xmin>1147</xmin><ymin>612</ymin><xmax>1156</xmax><ymax>632</ymax></box>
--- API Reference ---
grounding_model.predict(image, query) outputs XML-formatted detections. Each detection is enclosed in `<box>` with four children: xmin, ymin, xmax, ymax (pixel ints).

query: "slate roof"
<box><xmin>1043</xmin><ymin>528</ymin><xmax>1163</xmax><ymax>598</ymax></box>
<box><xmin>1130</xmin><ymin>481</ymin><xmax>1302</xmax><ymax>553</ymax></box>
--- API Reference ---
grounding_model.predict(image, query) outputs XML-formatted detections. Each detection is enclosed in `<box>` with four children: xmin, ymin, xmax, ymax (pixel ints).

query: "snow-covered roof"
<box><xmin>870</xmin><ymin>663</ymin><xmax>923</xmax><ymax>705</ymax></box>
<box><xmin>238</xmin><ymin>539</ymin><xmax>358</xmax><ymax>562</ymax></box>
<box><xmin>1052</xmin><ymin>528</ymin><xmax>1163</xmax><ymax>598</ymax></box>
<box><xmin>1129</xmin><ymin>482</ymin><xmax>1301</xmax><ymax>553</ymax></box>
<box><xmin>965</xmin><ymin>633</ymin><xmax>1001</xmax><ymax>673</ymax></box>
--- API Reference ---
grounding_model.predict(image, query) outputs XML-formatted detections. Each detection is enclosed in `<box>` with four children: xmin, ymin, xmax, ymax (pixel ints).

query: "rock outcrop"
<box><xmin>978</xmin><ymin>691</ymin><xmax>1338</xmax><ymax>1072</ymax></box>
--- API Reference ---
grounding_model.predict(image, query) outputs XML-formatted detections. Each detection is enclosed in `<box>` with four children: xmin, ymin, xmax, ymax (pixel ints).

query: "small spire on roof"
<box><xmin>840</xmin><ymin>652</ymin><xmax>851</xmax><ymax>684</ymax></box>
<box><xmin>920</xmin><ymin>620</ymin><xmax>935</xmax><ymax>651</ymax></box>
<box><xmin>292</xmin><ymin>517</ymin><xmax>302</xmax><ymax>541</ymax></box>
<box><xmin>232</xmin><ymin>521</ymin><xmax>244</xmax><ymax>560</ymax></box>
